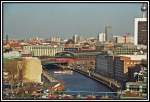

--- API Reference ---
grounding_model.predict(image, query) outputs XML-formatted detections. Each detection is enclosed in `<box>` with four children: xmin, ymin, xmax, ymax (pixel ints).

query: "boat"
<box><xmin>54</xmin><ymin>70</ymin><xmax>73</xmax><ymax>75</ymax></box>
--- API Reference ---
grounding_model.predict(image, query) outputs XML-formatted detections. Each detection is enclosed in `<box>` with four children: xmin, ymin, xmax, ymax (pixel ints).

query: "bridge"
<box><xmin>41</xmin><ymin>51</ymin><xmax>101</xmax><ymax>65</ymax></box>
<box><xmin>41</xmin><ymin>51</ymin><xmax>79</xmax><ymax>65</ymax></box>
<box><xmin>41</xmin><ymin>51</ymin><xmax>121</xmax><ymax>92</ymax></box>
<box><xmin>52</xmin><ymin>90</ymin><xmax>121</xmax><ymax>99</ymax></box>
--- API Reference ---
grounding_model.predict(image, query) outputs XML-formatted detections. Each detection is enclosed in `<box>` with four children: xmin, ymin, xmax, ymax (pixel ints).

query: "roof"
<box><xmin>76</xmin><ymin>52</ymin><xmax>102</xmax><ymax>56</ymax></box>
<box><xmin>119</xmin><ymin>55</ymin><xmax>147</xmax><ymax>60</ymax></box>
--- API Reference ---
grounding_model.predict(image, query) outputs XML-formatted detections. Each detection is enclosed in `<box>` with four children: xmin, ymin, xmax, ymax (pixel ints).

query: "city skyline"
<box><xmin>2</xmin><ymin>1</ymin><xmax>148</xmax><ymax>100</ymax></box>
<box><xmin>3</xmin><ymin>3</ymin><xmax>142</xmax><ymax>39</ymax></box>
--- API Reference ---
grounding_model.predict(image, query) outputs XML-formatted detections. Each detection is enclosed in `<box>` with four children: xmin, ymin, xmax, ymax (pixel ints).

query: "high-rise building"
<box><xmin>97</xmin><ymin>32</ymin><xmax>106</xmax><ymax>42</ymax></box>
<box><xmin>72</xmin><ymin>34</ymin><xmax>79</xmax><ymax>44</ymax></box>
<box><xmin>95</xmin><ymin>54</ymin><xmax>114</xmax><ymax>78</ymax></box>
<box><xmin>105</xmin><ymin>25</ymin><xmax>112</xmax><ymax>42</ymax></box>
<box><xmin>134</xmin><ymin>3</ymin><xmax>147</xmax><ymax>45</ymax></box>
<box><xmin>114</xmin><ymin>55</ymin><xmax>147</xmax><ymax>83</ymax></box>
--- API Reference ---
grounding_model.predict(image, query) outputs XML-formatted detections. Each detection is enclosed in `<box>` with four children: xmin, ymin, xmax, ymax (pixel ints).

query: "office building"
<box><xmin>95</xmin><ymin>54</ymin><xmax>114</xmax><ymax>78</ymax></box>
<box><xmin>72</xmin><ymin>34</ymin><xmax>80</xmax><ymax>44</ymax></box>
<box><xmin>114</xmin><ymin>55</ymin><xmax>147</xmax><ymax>83</ymax></box>
<box><xmin>97</xmin><ymin>32</ymin><xmax>106</xmax><ymax>42</ymax></box>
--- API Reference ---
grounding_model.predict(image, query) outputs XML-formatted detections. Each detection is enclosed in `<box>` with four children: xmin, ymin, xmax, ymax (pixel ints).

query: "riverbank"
<box><xmin>72</xmin><ymin>68</ymin><xmax>121</xmax><ymax>92</ymax></box>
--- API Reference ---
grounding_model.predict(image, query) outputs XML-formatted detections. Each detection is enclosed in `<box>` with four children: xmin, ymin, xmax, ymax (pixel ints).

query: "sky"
<box><xmin>3</xmin><ymin>3</ymin><xmax>143</xmax><ymax>40</ymax></box>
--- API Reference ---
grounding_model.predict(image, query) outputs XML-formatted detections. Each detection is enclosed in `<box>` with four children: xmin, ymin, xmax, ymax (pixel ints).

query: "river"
<box><xmin>44</xmin><ymin>64</ymin><xmax>115</xmax><ymax>97</ymax></box>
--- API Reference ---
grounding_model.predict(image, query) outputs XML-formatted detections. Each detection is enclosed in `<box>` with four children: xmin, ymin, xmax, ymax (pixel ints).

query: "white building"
<box><xmin>23</xmin><ymin>45</ymin><xmax>64</xmax><ymax>56</ymax></box>
<box><xmin>119</xmin><ymin>54</ymin><xmax>147</xmax><ymax>60</ymax></box>
<box><xmin>98</xmin><ymin>32</ymin><xmax>106</xmax><ymax>42</ymax></box>
<box><xmin>4</xmin><ymin>51</ymin><xmax>21</xmax><ymax>59</ymax></box>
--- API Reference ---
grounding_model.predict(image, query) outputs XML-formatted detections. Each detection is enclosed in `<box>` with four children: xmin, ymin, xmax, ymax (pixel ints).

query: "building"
<box><xmin>23</xmin><ymin>45</ymin><xmax>64</xmax><ymax>57</ymax></box>
<box><xmin>114</xmin><ymin>55</ymin><xmax>147</xmax><ymax>84</ymax></box>
<box><xmin>65</xmin><ymin>39</ymin><xmax>75</xmax><ymax>48</ymax></box>
<box><xmin>3</xmin><ymin>57</ymin><xmax>42</xmax><ymax>83</ymax></box>
<box><xmin>128</xmin><ymin>64</ymin><xmax>147</xmax><ymax>82</ymax></box>
<box><xmin>50</xmin><ymin>36</ymin><xmax>61</xmax><ymax>43</ymax></box>
<box><xmin>72</xmin><ymin>34</ymin><xmax>80</xmax><ymax>44</ymax></box>
<box><xmin>95</xmin><ymin>54</ymin><xmax>114</xmax><ymax>78</ymax></box>
<box><xmin>76</xmin><ymin>52</ymin><xmax>102</xmax><ymax>70</ymax></box>
<box><xmin>113</xmin><ymin>45</ymin><xmax>138</xmax><ymax>55</ymax></box>
<box><xmin>96</xmin><ymin>42</ymin><xmax>114</xmax><ymax>52</ymax></box>
<box><xmin>4</xmin><ymin>51</ymin><xmax>21</xmax><ymax>59</ymax></box>
<box><xmin>125</xmin><ymin>82</ymin><xmax>147</xmax><ymax>94</ymax></box>
<box><xmin>64</xmin><ymin>47</ymin><xmax>80</xmax><ymax>53</ymax></box>
<box><xmin>134</xmin><ymin>18</ymin><xmax>147</xmax><ymax>45</ymax></box>
<box><xmin>134</xmin><ymin>4</ymin><xmax>147</xmax><ymax>45</ymax></box>
<box><xmin>105</xmin><ymin>25</ymin><xmax>112</xmax><ymax>42</ymax></box>
<box><xmin>95</xmin><ymin>53</ymin><xmax>146</xmax><ymax>86</ymax></box>
<box><xmin>97</xmin><ymin>32</ymin><xmax>106</xmax><ymax>42</ymax></box>
<box><xmin>113</xmin><ymin>36</ymin><xmax>134</xmax><ymax>44</ymax></box>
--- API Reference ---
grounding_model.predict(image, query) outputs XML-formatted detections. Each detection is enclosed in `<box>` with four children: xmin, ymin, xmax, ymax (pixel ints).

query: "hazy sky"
<box><xmin>3</xmin><ymin>3</ymin><xmax>142</xmax><ymax>39</ymax></box>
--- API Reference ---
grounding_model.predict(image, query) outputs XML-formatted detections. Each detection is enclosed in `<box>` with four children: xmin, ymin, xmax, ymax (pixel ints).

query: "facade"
<box><xmin>95</xmin><ymin>52</ymin><xmax>147</xmax><ymax>85</ymax></box>
<box><xmin>96</xmin><ymin>43</ymin><xmax>114</xmax><ymax>52</ymax></box>
<box><xmin>23</xmin><ymin>45</ymin><xmax>64</xmax><ymax>57</ymax></box>
<box><xmin>126</xmin><ymin>82</ymin><xmax>147</xmax><ymax>93</ymax></box>
<box><xmin>64</xmin><ymin>47</ymin><xmax>80</xmax><ymax>53</ymax></box>
<box><xmin>97</xmin><ymin>32</ymin><xmax>106</xmax><ymax>42</ymax></box>
<box><xmin>72</xmin><ymin>34</ymin><xmax>79</xmax><ymax>44</ymax></box>
<box><xmin>4</xmin><ymin>51</ymin><xmax>21</xmax><ymax>59</ymax></box>
<box><xmin>128</xmin><ymin>65</ymin><xmax>143</xmax><ymax>82</ymax></box>
<box><xmin>134</xmin><ymin>18</ymin><xmax>147</xmax><ymax>45</ymax></box>
<box><xmin>76</xmin><ymin>52</ymin><xmax>101</xmax><ymax>70</ymax></box>
<box><xmin>113</xmin><ymin>46</ymin><xmax>138</xmax><ymax>55</ymax></box>
<box><xmin>113</xmin><ymin>36</ymin><xmax>134</xmax><ymax>44</ymax></box>
<box><xmin>95</xmin><ymin>54</ymin><xmax>114</xmax><ymax>78</ymax></box>
<box><xmin>3</xmin><ymin>57</ymin><xmax>42</xmax><ymax>83</ymax></box>
<box><xmin>50</xmin><ymin>36</ymin><xmax>61</xmax><ymax>43</ymax></box>
<box><xmin>114</xmin><ymin>55</ymin><xmax>146</xmax><ymax>83</ymax></box>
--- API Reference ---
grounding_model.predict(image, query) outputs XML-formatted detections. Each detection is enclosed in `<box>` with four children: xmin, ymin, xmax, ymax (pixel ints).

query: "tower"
<box><xmin>134</xmin><ymin>3</ymin><xmax>147</xmax><ymax>45</ymax></box>
<box><xmin>141</xmin><ymin>3</ymin><xmax>147</xmax><ymax>18</ymax></box>
<box><xmin>98</xmin><ymin>32</ymin><xmax>106</xmax><ymax>42</ymax></box>
<box><xmin>73</xmin><ymin>34</ymin><xmax>78</xmax><ymax>44</ymax></box>
<box><xmin>105</xmin><ymin>25</ymin><xmax>112</xmax><ymax>42</ymax></box>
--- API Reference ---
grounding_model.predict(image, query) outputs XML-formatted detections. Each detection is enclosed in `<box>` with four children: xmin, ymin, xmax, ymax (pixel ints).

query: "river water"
<box><xmin>44</xmin><ymin>64</ymin><xmax>115</xmax><ymax>96</ymax></box>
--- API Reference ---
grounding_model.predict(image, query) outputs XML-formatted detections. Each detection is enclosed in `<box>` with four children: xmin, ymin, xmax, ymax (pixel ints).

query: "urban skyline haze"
<box><xmin>3</xmin><ymin>3</ymin><xmax>142</xmax><ymax>40</ymax></box>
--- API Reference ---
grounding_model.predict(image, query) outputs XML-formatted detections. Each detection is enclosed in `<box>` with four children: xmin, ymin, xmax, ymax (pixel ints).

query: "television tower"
<box><xmin>141</xmin><ymin>3</ymin><xmax>147</xmax><ymax>18</ymax></box>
